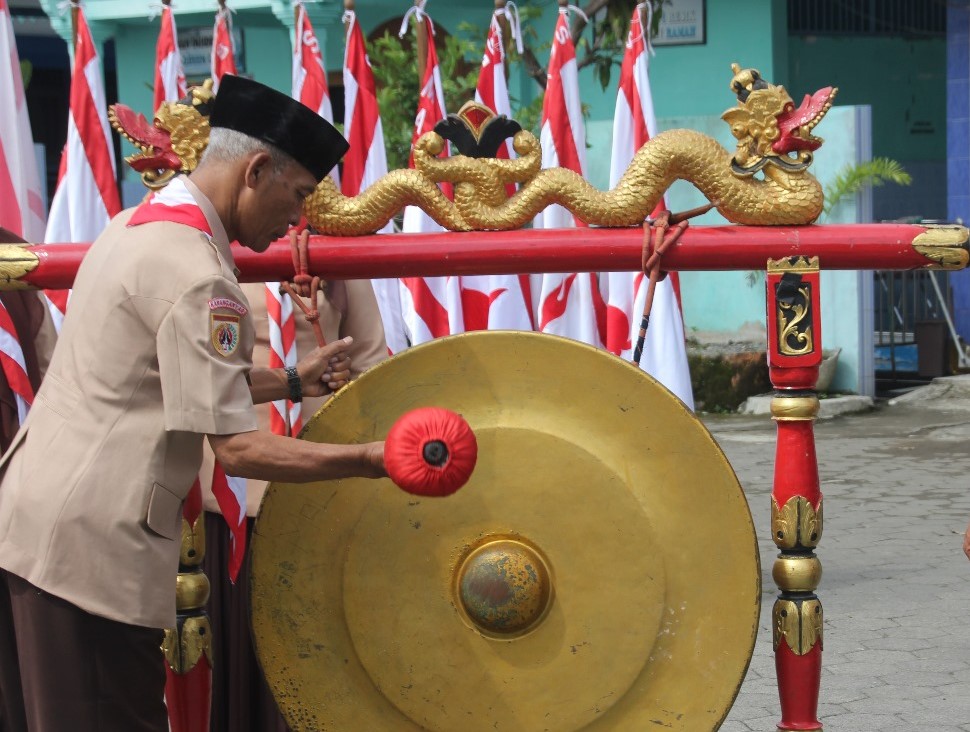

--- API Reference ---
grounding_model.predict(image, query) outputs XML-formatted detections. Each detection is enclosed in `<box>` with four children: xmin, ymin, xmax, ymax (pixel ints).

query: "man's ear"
<box><xmin>243</xmin><ymin>151</ymin><xmax>273</xmax><ymax>190</ymax></box>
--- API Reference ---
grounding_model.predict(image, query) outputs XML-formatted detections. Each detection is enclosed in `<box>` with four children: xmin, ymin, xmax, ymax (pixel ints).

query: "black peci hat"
<box><xmin>209</xmin><ymin>75</ymin><xmax>349</xmax><ymax>182</ymax></box>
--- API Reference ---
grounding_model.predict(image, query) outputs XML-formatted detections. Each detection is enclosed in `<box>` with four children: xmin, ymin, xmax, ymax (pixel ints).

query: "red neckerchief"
<box><xmin>127</xmin><ymin>177</ymin><xmax>213</xmax><ymax>236</ymax></box>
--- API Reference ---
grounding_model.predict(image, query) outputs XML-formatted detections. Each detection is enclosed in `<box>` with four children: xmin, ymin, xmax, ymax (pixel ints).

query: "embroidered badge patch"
<box><xmin>211</xmin><ymin>313</ymin><xmax>240</xmax><ymax>357</ymax></box>
<box><xmin>208</xmin><ymin>297</ymin><xmax>248</xmax><ymax>316</ymax></box>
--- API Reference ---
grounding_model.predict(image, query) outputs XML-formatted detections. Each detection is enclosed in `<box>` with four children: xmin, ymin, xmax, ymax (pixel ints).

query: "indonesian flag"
<box><xmin>532</xmin><ymin>8</ymin><xmax>605</xmax><ymax>347</ymax></box>
<box><xmin>152</xmin><ymin>4</ymin><xmax>186</xmax><ymax>113</ymax></box>
<box><xmin>342</xmin><ymin>11</ymin><xmax>404</xmax><ymax>354</ymax></box>
<box><xmin>606</xmin><ymin>6</ymin><xmax>693</xmax><ymax>409</ymax></box>
<box><xmin>43</xmin><ymin>6</ymin><xmax>121</xmax><ymax>331</ymax></box>
<box><xmin>211</xmin><ymin>6</ymin><xmax>237</xmax><ymax>93</ymax></box>
<box><xmin>462</xmin><ymin>9</ymin><xmax>533</xmax><ymax>332</ymax></box>
<box><xmin>0</xmin><ymin>0</ymin><xmax>45</xmax><ymax>243</ymax></box>
<box><xmin>399</xmin><ymin>13</ymin><xmax>463</xmax><ymax>346</ymax></box>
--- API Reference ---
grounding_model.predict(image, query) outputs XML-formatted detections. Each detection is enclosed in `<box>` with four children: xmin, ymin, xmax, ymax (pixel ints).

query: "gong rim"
<box><xmin>251</xmin><ymin>331</ymin><xmax>761</xmax><ymax>731</ymax></box>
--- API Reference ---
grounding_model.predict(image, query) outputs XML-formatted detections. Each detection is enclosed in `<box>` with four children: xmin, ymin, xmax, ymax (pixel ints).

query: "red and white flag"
<box><xmin>210</xmin><ymin>463</ymin><xmax>246</xmax><ymax>582</ymax></box>
<box><xmin>462</xmin><ymin>6</ymin><xmax>533</xmax><ymax>332</ymax></box>
<box><xmin>260</xmin><ymin>2</ymin><xmax>339</xmax><ymax>437</ymax></box>
<box><xmin>44</xmin><ymin>6</ymin><xmax>121</xmax><ymax>331</ymax></box>
<box><xmin>342</xmin><ymin>10</ymin><xmax>404</xmax><ymax>354</ymax></box>
<box><xmin>211</xmin><ymin>6</ymin><xmax>237</xmax><ymax>93</ymax></box>
<box><xmin>606</xmin><ymin>5</ymin><xmax>693</xmax><ymax>408</ymax></box>
<box><xmin>265</xmin><ymin>285</ymin><xmax>300</xmax><ymax>436</ymax></box>
<box><xmin>292</xmin><ymin>4</ymin><xmax>334</xmax><ymax>142</ymax></box>
<box><xmin>0</xmin><ymin>0</ymin><xmax>46</xmax><ymax>243</ymax></box>
<box><xmin>399</xmin><ymin>9</ymin><xmax>463</xmax><ymax>346</ymax></box>
<box><xmin>0</xmin><ymin>0</ymin><xmax>41</xmax><ymax>423</ymax></box>
<box><xmin>532</xmin><ymin>7</ymin><xmax>605</xmax><ymax>347</ymax></box>
<box><xmin>152</xmin><ymin>4</ymin><xmax>186</xmax><ymax>113</ymax></box>
<box><xmin>473</xmin><ymin>7</ymin><xmax>517</xmax><ymax>162</ymax></box>
<box><xmin>0</xmin><ymin>302</ymin><xmax>34</xmax><ymax>424</ymax></box>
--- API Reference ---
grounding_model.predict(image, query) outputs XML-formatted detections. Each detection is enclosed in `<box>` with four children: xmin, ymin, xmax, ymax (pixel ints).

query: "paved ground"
<box><xmin>706</xmin><ymin>379</ymin><xmax>970</xmax><ymax>731</ymax></box>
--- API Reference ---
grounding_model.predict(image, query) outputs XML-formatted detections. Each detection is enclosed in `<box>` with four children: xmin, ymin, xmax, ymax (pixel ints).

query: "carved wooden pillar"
<box><xmin>765</xmin><ymin>256</ymin><xmax>824</xmax><ymax>731</ymax></box>
<box><xmin>162</xmin><ymin>482</ymin><xmax>212</xmax><ymax>732</ymax></box>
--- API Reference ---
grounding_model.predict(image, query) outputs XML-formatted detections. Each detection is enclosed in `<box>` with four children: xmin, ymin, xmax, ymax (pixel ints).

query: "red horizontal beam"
<box><xmin>24</xmin><ymin>224</ymin><xmax>958</xmax><ymax>290</ymax></box>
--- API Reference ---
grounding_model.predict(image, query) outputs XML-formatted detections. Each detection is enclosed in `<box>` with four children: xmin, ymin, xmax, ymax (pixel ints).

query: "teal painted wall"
<box><xmin>789</xmin><ymin>36</ymin><xmax>945</xmax><ymax>161</ymax></box>
<box><xmin>788</xmin><ymin>35</ymin><xmax>947</xmax><ymax>221</ymax></box>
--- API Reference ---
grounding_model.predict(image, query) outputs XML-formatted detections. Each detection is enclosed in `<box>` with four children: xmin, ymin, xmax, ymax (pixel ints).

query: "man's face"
<box><xmin>238</xmin><ymin>155</ymin><xmax>318</xmax><ymax>252</ymax></box>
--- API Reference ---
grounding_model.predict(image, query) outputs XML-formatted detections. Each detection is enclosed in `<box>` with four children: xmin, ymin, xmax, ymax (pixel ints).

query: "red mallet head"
<box><xmin>384</xmin><ymin>407</ymin><xmax>478</xmax><ymax>497</ymax></box>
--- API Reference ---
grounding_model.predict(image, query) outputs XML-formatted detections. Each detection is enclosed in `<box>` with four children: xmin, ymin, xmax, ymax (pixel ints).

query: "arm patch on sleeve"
<box><xmin>211</xmin><ymin>313</ymin><xmax>241</xmax><ymax>357</ymax></box>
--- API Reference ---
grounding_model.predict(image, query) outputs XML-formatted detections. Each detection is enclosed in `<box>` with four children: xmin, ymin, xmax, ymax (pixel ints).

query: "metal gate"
<box><xmin>874</xmin><ymin>269</ymin><xmax>968</xmax><ymax>392</ymax></box>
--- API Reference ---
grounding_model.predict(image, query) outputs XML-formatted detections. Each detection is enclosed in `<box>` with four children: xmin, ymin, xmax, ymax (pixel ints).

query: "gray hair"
<box><xmin>201</xmin><ymin>127</ymin><xmax>295</xmax><ymax>174</ymax></box>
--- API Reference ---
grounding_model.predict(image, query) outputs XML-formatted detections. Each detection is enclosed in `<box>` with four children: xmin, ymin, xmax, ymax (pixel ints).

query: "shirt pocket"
<box><xmin>145</xmin><ymin>481</ymin><xmax>182</xmax><ymax>540</ymax></box>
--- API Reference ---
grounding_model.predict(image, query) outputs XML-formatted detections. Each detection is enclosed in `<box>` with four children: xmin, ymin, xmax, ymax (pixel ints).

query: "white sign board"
<box><xmin>178</xmin><ymin>25</ymin><xmax>246</xmax><ymax>80</ymax></box>
<box><xmin>654</xmin><ymin>0</ymin><xmax>705</xmax><ymax>46</ymax></box>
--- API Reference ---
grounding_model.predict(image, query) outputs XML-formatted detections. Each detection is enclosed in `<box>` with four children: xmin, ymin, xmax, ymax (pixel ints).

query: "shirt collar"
<box><xmin>181</xmin><ymin>175</ymin><xmax>237</xmax><ymax>274</ymax></box>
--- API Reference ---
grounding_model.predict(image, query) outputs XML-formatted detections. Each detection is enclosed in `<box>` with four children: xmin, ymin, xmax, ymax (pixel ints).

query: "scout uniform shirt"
<box><xmin>0</xmin><ymin>176</ymin><xmax>257</xmax><ymax>629</ymax></box>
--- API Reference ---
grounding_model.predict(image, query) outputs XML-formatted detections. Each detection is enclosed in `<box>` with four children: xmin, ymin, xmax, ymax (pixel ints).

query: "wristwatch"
<box><xmin>285</xmin><ymin>366</ymin><xmax>303</xmax><ymax>403</ymax></box>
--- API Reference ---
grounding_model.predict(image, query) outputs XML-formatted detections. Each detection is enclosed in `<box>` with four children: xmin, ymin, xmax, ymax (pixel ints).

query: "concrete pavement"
<box><xmin>705</xmin><ymin>379</ymin><xmax>970</xmax><ymax>730</ymax></box>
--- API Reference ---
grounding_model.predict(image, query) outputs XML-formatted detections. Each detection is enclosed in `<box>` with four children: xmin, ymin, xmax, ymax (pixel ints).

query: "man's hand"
<box><xmin>963</xmin><ymin>519</ymin><xmax>970</xmax><ymax>561</ymax></box>
<box><xmin>298</xmin><ymin>336</ymin><xmax>354</xmax><ymax>397</ymax></box>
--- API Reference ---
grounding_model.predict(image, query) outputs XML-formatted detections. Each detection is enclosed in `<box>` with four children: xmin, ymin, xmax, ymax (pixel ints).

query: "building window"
<box><xmin>788</xmin><ymin>0</ymin><xmax>946</xmax><ymax>38</ymax></box>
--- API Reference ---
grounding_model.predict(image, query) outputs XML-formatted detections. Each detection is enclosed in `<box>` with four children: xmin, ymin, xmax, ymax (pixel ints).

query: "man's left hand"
<box><xmin>298</xmin><ymin>336</ymin><xmax>354</xmax><ymax>397</ymax></box>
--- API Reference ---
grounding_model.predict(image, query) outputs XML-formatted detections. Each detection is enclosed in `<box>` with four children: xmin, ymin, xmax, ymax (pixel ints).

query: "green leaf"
<box><xmin>822</xmin><ymin>158</ymin><xmax>912</xmax><ymax>219</ymax></box>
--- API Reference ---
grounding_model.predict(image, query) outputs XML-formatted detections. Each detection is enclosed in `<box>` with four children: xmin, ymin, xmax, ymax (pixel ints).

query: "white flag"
<box><xmin>606</xmin><ymin>5</ymin><xmax>694</xmax><ymax>408</ymax></box>
<box><xmin>343</xmin><ymin>10</ymin><xmax>403</xmax><ymax>354</ymax></box>
<box><xmin>152</xmin><ymin>4</ymin><xmax>187</xmax><ymax>112</ymax></box>
<box><xmin>399</xmin><ymin>12</ymin><xmax>463</xmax><ymax>346</ymax></box>
<box><xmin>463</xmin><ymin>8</ymin><xmax>534</xmax><ymax>332</ymax></box>
<box><xmin>43</xmin><ymin>6</ymin><xmax>121</xmax><ymax>330</ymax></box>
<box><xmin>532</xmin><ymin>8</ymin><xmax>605</xmax><ymax>347</ymax></box>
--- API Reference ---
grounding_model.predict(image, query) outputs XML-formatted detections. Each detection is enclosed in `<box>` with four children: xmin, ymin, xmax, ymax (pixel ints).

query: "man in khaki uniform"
<box><xmin>0</xmin><ymin>76</ymin><xmax>385</xmax><ymax>732</ymax></box>
<box><xmin>202</xmin><ymin>251</ymin><xmax>387</xmax><ymax>732</ymax></box>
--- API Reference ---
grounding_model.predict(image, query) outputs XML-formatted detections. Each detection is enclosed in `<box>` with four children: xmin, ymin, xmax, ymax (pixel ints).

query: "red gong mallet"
<box><xmin>384</xmin><ymin>407</ymin><xmax>478</xmax><ymax>497</ymax></box>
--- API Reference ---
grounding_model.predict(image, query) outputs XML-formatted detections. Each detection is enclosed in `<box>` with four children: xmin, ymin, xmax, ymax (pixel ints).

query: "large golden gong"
<box><xmin>251</xmin><ymin>331</ymin><xmax>760</xmax><ymax>731</ymax></box>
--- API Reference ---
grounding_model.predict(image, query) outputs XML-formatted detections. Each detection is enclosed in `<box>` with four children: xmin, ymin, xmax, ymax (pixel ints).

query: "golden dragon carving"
<box><xmin>109</xmin><ymin>64</ymin><xmax>836</xmax><ymax>235</ymax></box>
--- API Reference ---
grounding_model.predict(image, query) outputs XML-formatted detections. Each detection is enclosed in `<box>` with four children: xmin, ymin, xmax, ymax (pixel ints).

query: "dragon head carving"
<box><xmin>722</xmin><ymin>63</ymin><xmax>837</xmax><ymax>176</ymax></box>
<box><xmin>108</xmin><ymin>80</ymin><xmax>215</xmax><ymax>190</ymax></box>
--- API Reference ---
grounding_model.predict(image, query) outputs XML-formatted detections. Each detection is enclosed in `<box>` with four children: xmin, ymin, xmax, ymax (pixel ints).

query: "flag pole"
<box><xmin>494</xmin><ymin>0</ymin><xmax>511</xmax><ymax>64</ymax></box>
<box><xmin>70</xmin><ymin>2</ymin><xmax>78</xmax><ymax>51</ymax></box>
<box><xmin>414</xmin><ymin>0</ymin><xmax>427</xmax><ymax>84</ymax></box>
